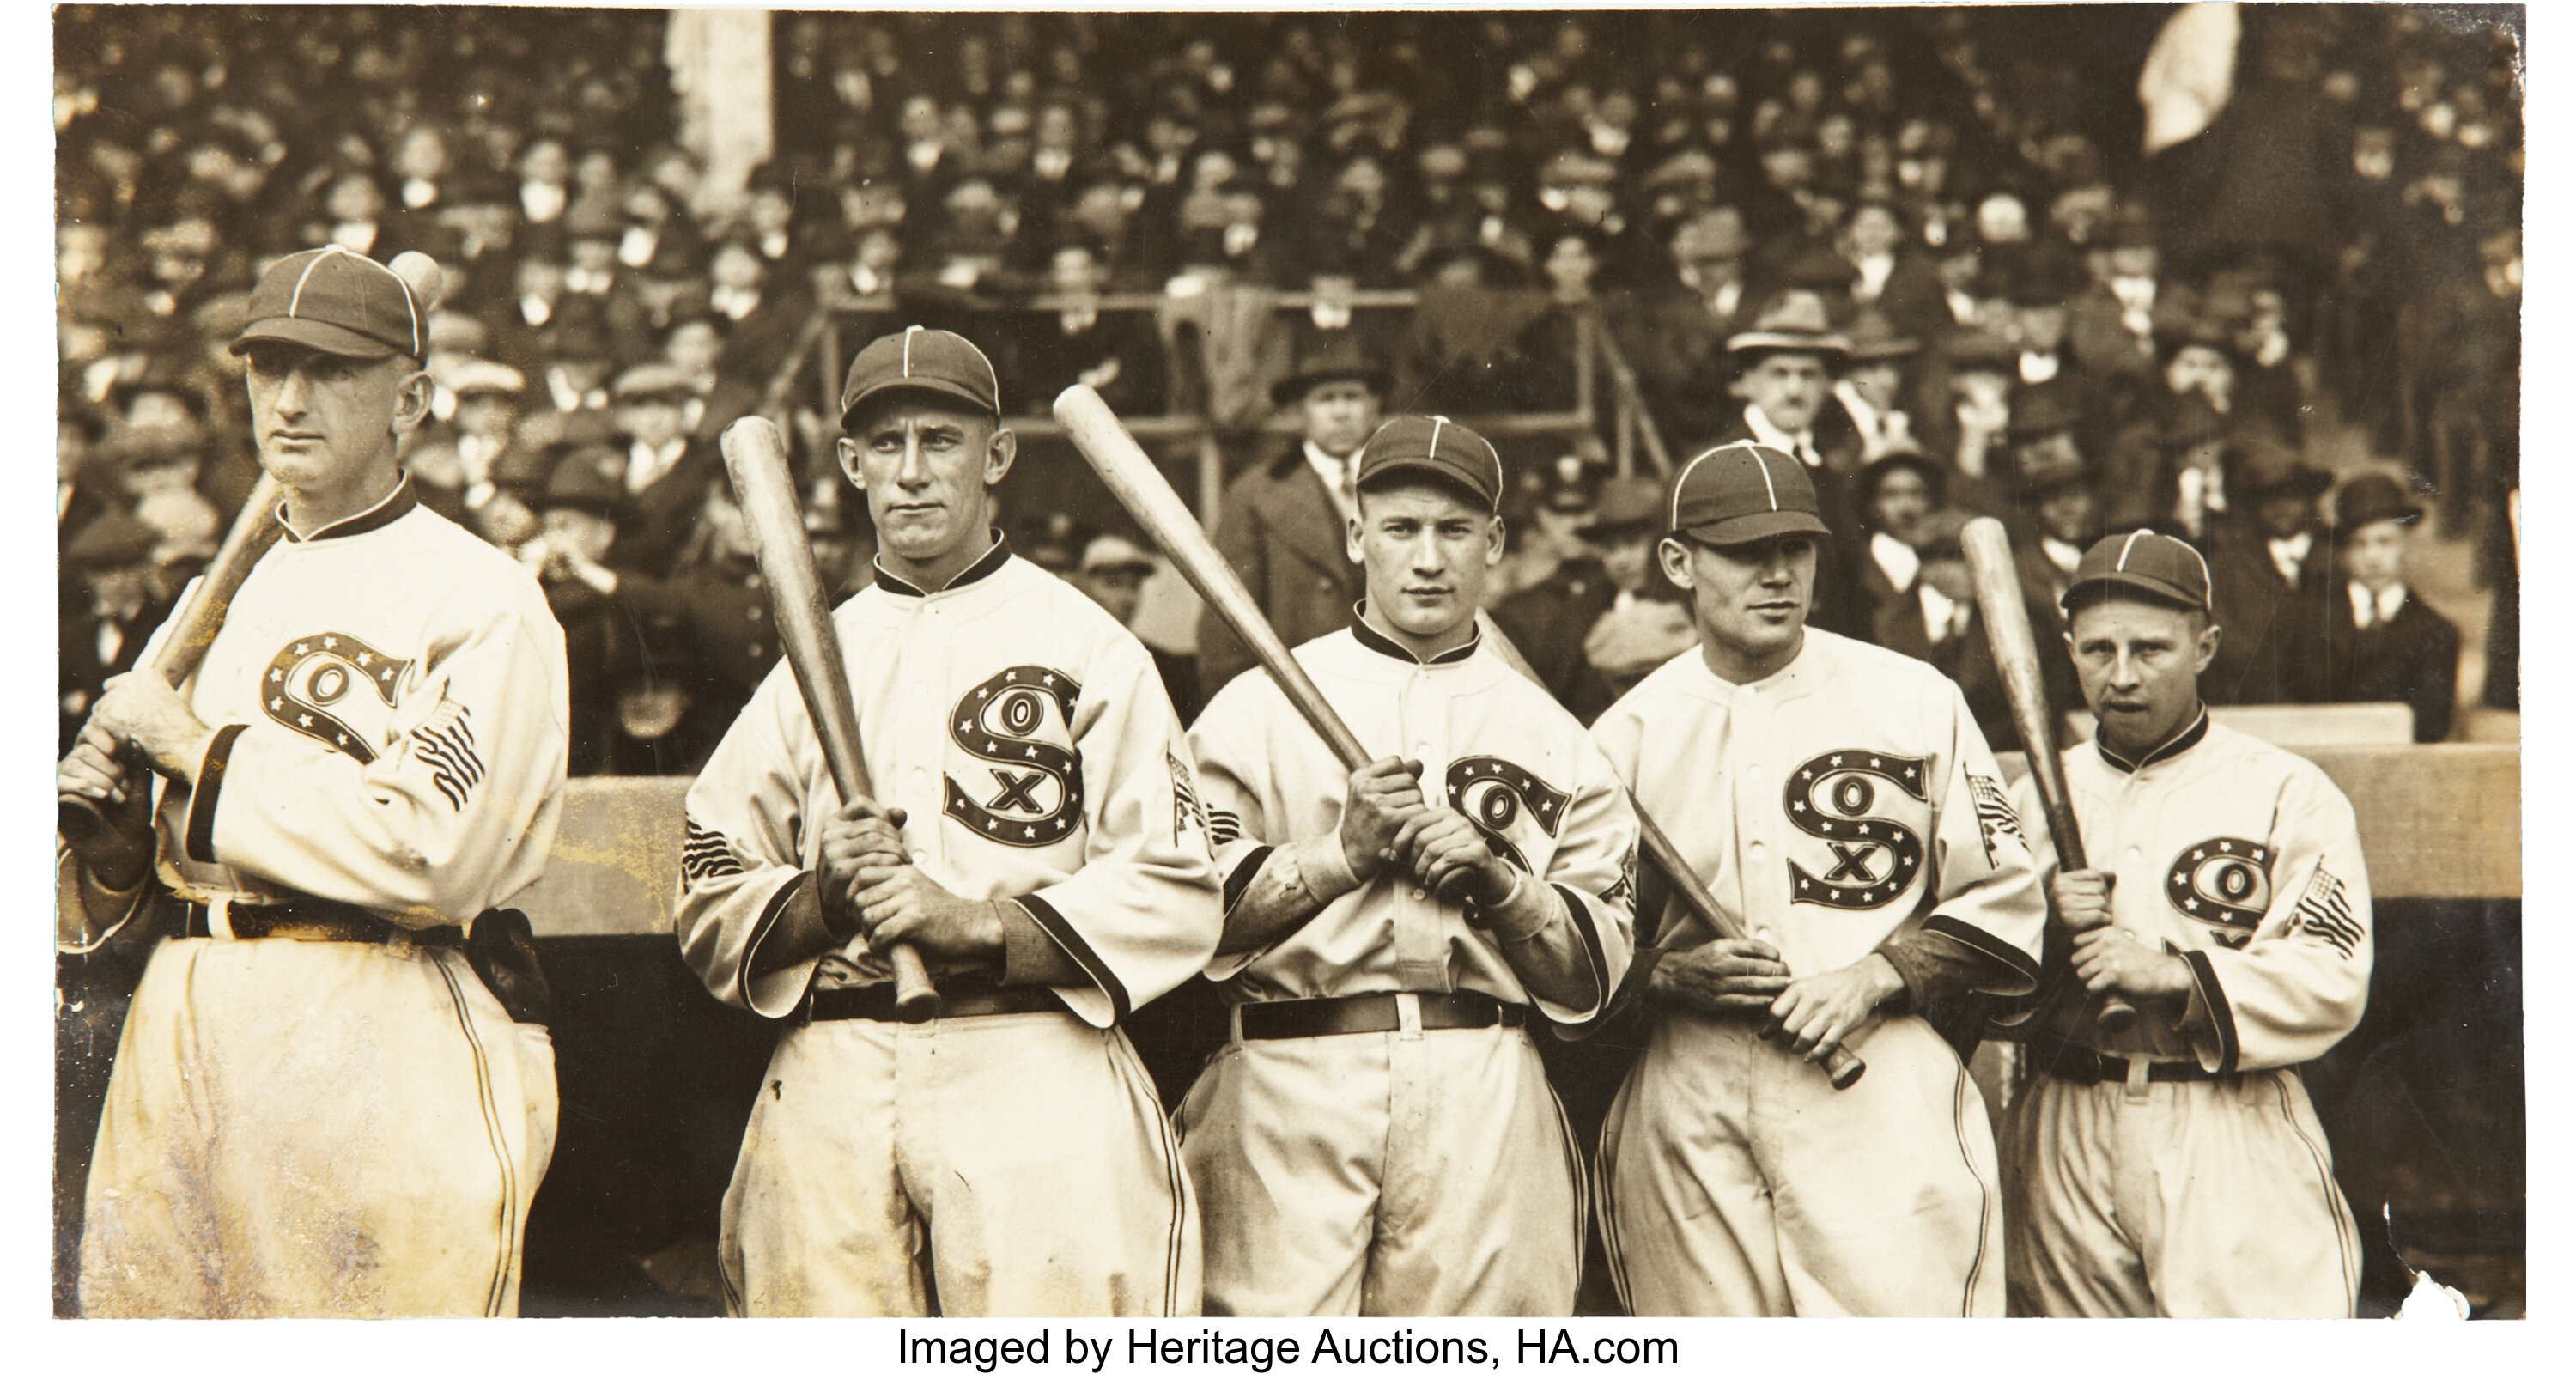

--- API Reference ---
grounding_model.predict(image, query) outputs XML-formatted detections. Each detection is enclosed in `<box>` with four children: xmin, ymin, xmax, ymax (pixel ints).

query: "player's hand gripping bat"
<box><xmin>720</xmin><ymin>416</ymin><xmax>939</xmax><ymax>1019</ymax></box>
<box><xmin>1960</xmin><ymin>516</ymin><xmax>2136</xmax><ymax>1034</ymax></box>
<box><xmin>59</xmin><ymin>469</ymin><xmax>291</xmax><ymax>843</ymax></box>
<box><xmin>1056</xmin><ymin>385</ymin><xmax>1864</xmax><ymax>1087</ymax></box>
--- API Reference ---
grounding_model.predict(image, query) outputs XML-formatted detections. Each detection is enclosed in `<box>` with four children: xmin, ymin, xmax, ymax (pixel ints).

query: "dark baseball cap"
<box><xmin>1668</xmin><ymin>442</ymin><xmax>1831</xmax><ymax>546</ymax></box>
<box><xmin>839</xmin><ymin>325</ymin><xmax>1001</xmax><ymax>429</ymax></box>
<box><xmin>230</xmin><ymin>245</ymin><xmax>429</xmax><ymax>361</ymax></box>
<box><xmin>1354</xmin><ymin>414</ymin><xmax>1504</xmax><ymax>513</ymax></box>
<box><xmin>2062</xmin><ymin>530</ymin><xmax>2213</xmax><ymax>615</ymax></box>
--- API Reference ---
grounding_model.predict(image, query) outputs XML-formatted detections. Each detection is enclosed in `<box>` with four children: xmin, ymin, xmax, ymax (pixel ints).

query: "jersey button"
<box><xmin>909</xmin><ymin>850</ymin><xmax>928</xmax><ymax>866</ymax></box>
<box><xmin>1411</xmin><ymin>888</ymin><xmax>1427</xmax><ymax>901</ymax></box>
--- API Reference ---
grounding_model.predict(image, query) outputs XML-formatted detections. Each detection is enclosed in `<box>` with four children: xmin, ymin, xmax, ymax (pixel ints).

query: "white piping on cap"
<box><xmin>1746</xmin><ymin>443</ymin><xmax>1780</xmax><ymax>510</ymax></box>
<box><xmin>287</xmin><ymin>245</ymin><xmax>421</xmax><ymax>356</ymax></box>
<box><xmin>284</xmin><ymin>247</ymin><xmax>334</xmax><ymax>319</ymax></box>
<box><xmin>2115</xmin><ymin>528</ymin><xmax>2148</xmax><ymax>569</ymax></box>
<box><xmin>1670</xmin><ymin>447</ymin><xmax>1716</xmax><ymax>530</ymax></box>
<box><xmin>1427</xmin><ymin>414</ymin><xmax>1447</xmax><ymax>459</ymax></box>
<box><xmin>902</xmin><ymin>323</ymin><xmax>922</xmax><ymax>376</ymax></box>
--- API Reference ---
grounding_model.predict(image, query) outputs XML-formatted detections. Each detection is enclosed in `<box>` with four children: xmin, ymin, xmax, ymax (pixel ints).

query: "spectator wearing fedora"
<box><xmin>58</xmin><ymin>512</ymin><xmax>171</xmax><ymax>758</ymax></box>
<box><xmin>408</xmin><ymin>356</ymin><xmax>526</xmax><ymax>530</ymax></box>
<box><xmin>2204</xmin><ymin>434</ymin><xmax>2336</xmax><ymax>706</ymax></box>
<box><xmin>2321</xmin><ymin>474</ymin><xmax>2458</xmax><ymax>742</ymax></box>
<box><xmin>1494</xmin><ymin>473</ymin><xmax>1688</xmax><ymax>723</ymax></box>
<box><xmin>1198</xmin><ymin>356</ymin><xmax>1389</xmax><ymax>695</ymax></box>
<box><xmin>1826</xmin><ymin>310</ymin><xmax>1926</xmax><ymax>463</ymax></box>
<box><xmin>529</xmin><ymin>443</ymin><xmax>660</xmax><ymax>776</ymax></box>
<box><xmin>1705</xmin><ymin>289</ymin><xmax>1868</xmax><ymax>635</ymax></box>
<box><xmin>2064</xmin><ymin>206</ymin><xmax>2165</xmax><ymax>425</ymax></box>
<box><xmin>609</xmin><ymin>362</ymin><xmax>724</xmax><ymax>579</ymax></box>
<box><xmin>2010</xmin><ymin>431</ymin><xmax>2104</xmax><ymax>723</ymax></box>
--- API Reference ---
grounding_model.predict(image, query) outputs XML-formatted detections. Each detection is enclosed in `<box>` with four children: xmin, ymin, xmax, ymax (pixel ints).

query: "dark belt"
<box><xmin>2038</xmin><ymin>1043</ymin><xmax>2227</xmax><ymax>1085</ymax></box>
<box><xmin>804</xmin><ymin>980</ymin><xmax>1066</xmax><ymax>1024</ymax></box>
<box><xmin>1236</xmin><ymin>989</ymin><xmax>1527</xmax><ymax>1041</ymax></box>
<box><xmin>184</xmin><ymin>898</ymin><xmax>464</xmax><ymax>947</ymax></box>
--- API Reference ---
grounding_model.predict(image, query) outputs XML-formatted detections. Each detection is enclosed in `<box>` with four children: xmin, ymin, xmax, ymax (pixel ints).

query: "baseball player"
<box><xmin>1589</xmin><ymin>442</ymin><xmax>2045</xmax><ymax>1317</ymax></box>
<box><xmin>676</xmin><ymin>327</ymin><xmax>1220</xmax><ymax>1316</ymax></box>
<box><xmin>1181</xmin><ymin>415</ymin><xmax>1639</xmax><ymax>1316</ymax></box>
<box><xmin>56</xmin><ymin>245</ymin><xmax>569</xmax><ymax>1317</ymax></box>
<box><xmin>2003</xmin><ymin>531</ymin><xmax>2369</xmax><ymax>1317</ymax></box>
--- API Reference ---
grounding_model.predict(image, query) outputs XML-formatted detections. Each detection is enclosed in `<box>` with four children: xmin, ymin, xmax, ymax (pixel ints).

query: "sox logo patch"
<box><xmin>262</xmin><ymin>631</ymin><xmax>412</xmax><ymax>762</ymax></box>
<box><xmin>2166</xmin><ymin>837</ymin><xmax>2271</xmax><ymax>948</ymax></box>
<box><xmin>1444</xmin><ymin>755</ymin><xmax>1570</xmax><ymax>873</ymax></box>
<box><xmin>945</xmin><ymin>666</ymin><xmax>1085</xmax><ymax>848</ymax></box>
<box><xmin>1784</xmin><ymin>750</ymin><xmax>1929</xmax><ymax>909</ymax></box>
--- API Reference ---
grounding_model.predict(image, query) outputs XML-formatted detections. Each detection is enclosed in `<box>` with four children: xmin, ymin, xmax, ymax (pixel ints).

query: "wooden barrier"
<box><xmin>516</xmin><ymin>743</ymin><xmax>2521</xmax><ymax>937</ymax></box>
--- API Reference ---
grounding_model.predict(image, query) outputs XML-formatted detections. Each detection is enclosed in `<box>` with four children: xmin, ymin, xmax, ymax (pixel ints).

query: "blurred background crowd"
<box><xmin>57</xmin><ymin>5</ymin><xmax>2521</xmax><ymax>774</ymax></box>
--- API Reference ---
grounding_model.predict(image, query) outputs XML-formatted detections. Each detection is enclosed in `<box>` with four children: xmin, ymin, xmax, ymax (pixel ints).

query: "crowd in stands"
<box><xmin>58</xmin><ymin>6</ymin><xmax>2522</xmax><ymax>771</ymax></box>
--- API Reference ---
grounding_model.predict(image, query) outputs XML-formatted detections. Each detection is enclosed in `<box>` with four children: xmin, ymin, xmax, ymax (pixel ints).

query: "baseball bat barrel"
<box><xmin>1959</xmin><ymin>517</ymin><xmax>2133</xmax><ymax>1033</ymax></box>
<box><xmin>1479</xmin><ymin>615</ymin><xmax>1862</xmax><ymax>1088</ymax></box>
<box><xmin>60</xmin><ymin>471</ymin><xmax>291</xmax><ymax>842</ymax></box>
<box><xmin>720</xmin><ymin>417</ymin><xmax>939</xmax><ymax>1020</ymax></box>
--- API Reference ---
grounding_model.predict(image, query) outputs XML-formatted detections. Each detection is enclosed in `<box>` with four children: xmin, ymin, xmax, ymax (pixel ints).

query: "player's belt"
<box><xmin>803</xmin><ymin>980</ymin><xmax>1065</xmax><ymax>1023</ymax></box>
<box><xmin>2036</xmin><ymin>1043</ymin><xmax>2227</xmax><ymax>1085</ymax></box>
<box><xmin>182</xmin><ymin>897</ymin><xmax>464</xmax><ymax>946</ymax></box>
<box><xmin>1234</xmin><ymin>989</ymin><xmax>1528</xmax><ymax>1041</ymax></box>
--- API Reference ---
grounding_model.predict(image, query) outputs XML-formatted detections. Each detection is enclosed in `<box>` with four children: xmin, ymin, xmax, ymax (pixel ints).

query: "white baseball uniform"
<box><xmin>67</xmin><ymin>480</ymin><xmax>568</xmax><ymax>1317</ymax></box>
<box><xmin>1179</xmin><ymin>621</ymin><xmax>1638</xmax><ymax>1316</ymax></box>
<box><xmin>2004</xmin><ymin>710</ymin><xmax>2369</xmax><ymax>1317</ymax></box>
<box><xmin>676</xmin><ymin>543</ymin><xmax>1220</xmax><ymax>1316</ymax></box>
<box><xmin>1589</xmin><ymin>628</ymin><xmax>2045</xmax><ymax>1316</ymax></box>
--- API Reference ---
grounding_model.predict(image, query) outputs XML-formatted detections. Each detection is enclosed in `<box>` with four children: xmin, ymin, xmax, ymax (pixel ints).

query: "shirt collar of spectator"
<box><xmin>874</xmin><ymin>532</ymin><xmax>1012</xmax><ymax>598</ymax></box>
<box><xmin>2098</xmin><ymin>704</ymin><xmax>2209</xmax><ymax>775</ymax></box>
<box><xmin>1350</xmin><ymin>605</ymin><xmax>1480</xmax><ymax>666</ymax></box>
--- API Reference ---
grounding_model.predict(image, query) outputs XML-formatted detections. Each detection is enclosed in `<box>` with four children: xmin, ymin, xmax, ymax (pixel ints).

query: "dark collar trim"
<box><xmin>875</xmin><ymin>532</ymin><xmax>1012</xmax><ymax>597</ymax></box>
<box><xmin>2099</xmin><ymin>705</ymin><xmax>2209</xmax><ymax>775</ymax></box>
<box><xmin>282</xmin><ymin>475</ymin><xmax>417</xmax><ymax>544</ymax></box>
<box><xmin>1351</xmin><ymin>604</ymin><xmax>1479</xmax><ymax>666</ymax></box>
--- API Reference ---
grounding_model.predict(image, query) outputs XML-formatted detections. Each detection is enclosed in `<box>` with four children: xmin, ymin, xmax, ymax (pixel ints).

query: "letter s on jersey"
<box><xmin>1783</xmin><ymin>749</ymin><xmax>1929</xmax><ymax>909</ymax></box>
<box><xmin>944</xmin><ymin>666</ymin><xmax>1086</xmax><ymax>848</ymax></box>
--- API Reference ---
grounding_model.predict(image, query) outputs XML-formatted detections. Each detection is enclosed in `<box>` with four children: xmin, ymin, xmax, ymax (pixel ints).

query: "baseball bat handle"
<box><xmin>61</xmin><ymin>472</ymin><xmax>292</xmax><ymax>847</ymax></box>
<box><xmin>721</xmin><ymin>417</ymin><xmax>939</xmax><ymax>1019</ymax></box>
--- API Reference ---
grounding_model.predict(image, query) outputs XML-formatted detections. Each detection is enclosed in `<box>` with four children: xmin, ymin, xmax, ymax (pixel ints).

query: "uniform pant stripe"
<box><xmin>1949</xmin><ymin>1056</ymin><xmax>1991</xmax><ymax>1317</ymax></box>
<box><xmin>1109</xmin><ymin>1042</ymin><xmax>1186</xmax><ymax>1315</ymax></box>
<box><xmin>1593</xmin><ymin>1114</ymin><xmax>1632</xmax><ymax>1314</ymax></box>
<box><xmin>434</xmin><ymin>958</ymin><xmax>520</xmax><ymax>1317</ymax></box>
<box><xmin>2273</xmin><ymin>1074</ymin><xmax>2359</xmax><ymax>1316</ymax></box>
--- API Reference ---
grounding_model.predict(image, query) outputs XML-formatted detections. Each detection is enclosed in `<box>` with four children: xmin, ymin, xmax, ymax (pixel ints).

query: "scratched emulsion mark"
<box><xmin>537</xmin><ymin>781</ymin><xmax>692</xmax><ymax>935</ymax></box>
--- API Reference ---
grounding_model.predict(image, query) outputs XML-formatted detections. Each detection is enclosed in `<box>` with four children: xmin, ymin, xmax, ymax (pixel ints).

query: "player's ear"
<box><xmin>982</xmin><ymin>425</ymin><xmax>1018</xmax><ymax>487</ymax></box>
<box><xmin>1345</xmin><ymin>507</ymin><xmax>1364</xmax><ymax>565</ymax></box>
<box><xmin>1482</xmin><ymin>514</ymin><xmax>1505</xmax><ymax>566</ymax></box>
<box><xmin>389</xmin><ymin>364</ymin><xmax>435</xmax><ymax>440</ymax></box>
<box><xmin>835</xmin><ymin>435</ymin><xmax>865</xmax><ymax>489</ymax></box>
<box><xmin>2192</xmin><ymin>617</ymin><xmax>2223</xmax><ymax>674</ymax></box>
<box><xmin>1657</xmin><ymin>536</ymin><xmax>1696</xmax><ymax>590</ymax></box>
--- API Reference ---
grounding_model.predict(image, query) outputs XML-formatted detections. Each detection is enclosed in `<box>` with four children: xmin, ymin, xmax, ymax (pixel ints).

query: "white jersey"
<box><xmin>76</xmin><ymin>481</ymin><xmax>569</xmax><ymax>933</ymax></box>
<box><xmin>1185</xmin><ymin>623</ymin><xmax>1637</xmax><ymax>1023</ymax></box>
<box><xmin>676</xmin><ymin>544</ymin><xmax>1221</xmax><ymax>1025</ymax></box>
<box><xmin>1590</xmin><ymin>628</ymin><xmax>2044</xmax><ymax>993</ymax></box>
<box><xmin>2015</xmin><ymin>712</ymin><xmax>2372</xmax><ymax>1072</ymax></box>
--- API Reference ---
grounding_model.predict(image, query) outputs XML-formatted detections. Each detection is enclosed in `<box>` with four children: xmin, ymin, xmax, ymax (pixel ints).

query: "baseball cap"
<box><xmin>1668</xmin><ymin>442</ymin><xmax>1831</xmax><ymax>546</ymax></box>
<box><xmin>2061</xmin><ymin>530</ymin><xmax>2213</xmax><ymax>615</ymax></box>
<box><xmin>1078</xmin><ymin>533</ymin><xmax>1157</xmax><ymax>575</ymax></box>
<box><xmin>230</xmin><ymin>245</ymin><xmax>428</xmax><ymax>361</ymax></box>
<box><xmin>1353</xmin><ymin>414</ymin><xmax>1504</xmax><ymax>513</ymax></box>
<box><xmin>839</xmin><ymin>325</ymin><xmax>1001</xmax><ymax>429</ymax></box>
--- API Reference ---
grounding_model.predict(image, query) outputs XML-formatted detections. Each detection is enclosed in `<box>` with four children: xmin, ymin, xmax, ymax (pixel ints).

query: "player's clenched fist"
<box><xmin>88</xmin><ymin>671</ymin><xmax>213</xmax><ymax>779</ymax></box>
<box><xmin>58</xmin><ymin>721</ymin><xmax>155</xmax><ymax>890</ymax></box>
<box><xmin>2049</xmin><ymin>868</ymin><xmax>2116</xmax><ymax>933</ymax></box>
<box><xmin>1389</xmin><ymin>807</ymin><xmax>1514</xmax><ymax>906</ymax></box>
<box><xmin>817</xmin><ymin>796</ymin><xmax>910</xmax><ymax>938</ymax></box>
<box><xmin>1338</xmin><ymin>755</ymin><xmax>1427</xmax><ymax>880</ymax></box>
<box><xmin>1768</xmin><ymin>954</ymin><xmax>1906</xmax><ymax>1061</ymax></box>
<box><xmin>849</xmin><ymin>865</ymin><xmax>1006</xmax><ymax>967</ymax></box>
<box><xmin>1649</xmin><ymin>938</ymin><xmax>1794</xmax><ymax>1017</ymax></box>
<box><xmin>2069</xmin><ymin>923</ymin><xmax>2192</xmax><ymax>1002</ymax></box>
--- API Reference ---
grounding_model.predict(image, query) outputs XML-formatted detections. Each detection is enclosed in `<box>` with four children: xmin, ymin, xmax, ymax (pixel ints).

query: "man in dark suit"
<box><xmin>1197</xmin><ymin>359</ymin><xmax>1387</xmax><ymax>695</ymax></box>
<box><xmin>2205</xmin><ymin>434</ymin><xmax>2337</xmax><ymax>705</ymax></box>
<box><xmin>1699</xmin><ymin>289</ymin><xmax>1868</xmax><ymax>637</ymax></box>
<box><xmin>58</xmin><ymin>513</ymin><xmax>170</xmax><ymax>758</ymax></box>
<box><xmin>1613</xmin><ymin>205</ymin><xmax>1762</xmax><ymax>444</ymax></box>
<box><xmin>1012</xmin><ymin>245</ymin><xmax>1169</xmax><ymax>418</ymax></box>
<box><xmin>607</xmin><ymin>362</ymin><xmax>724</xmax><ymax>580</ymax></box>
<box><xmin>2321</xmin><ymin>474</ymin><xmax>2460</xmax><ymax>742</ymax></box>
<box><xmin>2010</xmin><ymin>435</ymin><xmax>2103</xmax><ymax>728</ymax></box>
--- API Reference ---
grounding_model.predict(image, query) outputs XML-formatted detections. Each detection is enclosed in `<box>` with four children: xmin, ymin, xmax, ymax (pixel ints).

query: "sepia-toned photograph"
<box><xmin>52</xmin><ymin>3</ymin><xmax>2523</xmax><ymax>1321</ymax></box>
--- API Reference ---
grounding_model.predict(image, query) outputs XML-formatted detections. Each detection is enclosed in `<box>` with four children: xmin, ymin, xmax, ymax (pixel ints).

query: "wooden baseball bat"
<box><xmin>1959</xmin><ymin>516</ymin><xmax>2134</xmax><ymax>1034</ymax></box>
<box><xmin>1060</xmin><ymin>386</ymin><xmax>1862</xmax><ymax>1086</ymax></box>
<box><xmin>720</xmin><ymin>416</ymin><xmax>939</xmax><ymax>1020</ymax></box>
<box><xmin>60</xmin><ymin>471</ymin><xmax>290</xmax><ymax>842</ymax></box>
<box><xmin>1476</xmin><ymin>614</ymin><xmax>1862</xmax><ymax>1089</ymax></box>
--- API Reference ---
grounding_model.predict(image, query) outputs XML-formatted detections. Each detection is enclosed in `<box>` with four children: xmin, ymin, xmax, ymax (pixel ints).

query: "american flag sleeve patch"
<box><xmin>2291</xmin><ymin>866</ymin><xmax>2363</xmax><ymax>958</ymax></box>
<box><xmin>408</xmin><ymin>701</ymin><xmax>486</xmax><ymax>812</ymax></box>
<box><xmin>1968</xmin><ymin>772</ymin><xmax>2027</xmax><ymax>866</ymax></box>
<box><xmin>682</xmin><ymin>818</ymin><xmax>746</xmax><ymax>887</ymax></box>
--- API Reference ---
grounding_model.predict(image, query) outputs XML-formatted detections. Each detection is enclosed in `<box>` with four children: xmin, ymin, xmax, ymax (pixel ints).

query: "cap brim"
<box><xmin>1726</xmin><ymin>331</ymin><xmax>1851</xmax><ymax>358</ymax></box>
<box><xmin>1270</xmin><ymin>368</ymin><xmax>1392</xmax><ymax>408</ymax></box>
<box><xmin>2061</xmin><ymin>571</ymin><xmax>2207</xmax><ymax>615</ymax></box>
<box><xmin>1357</xmin><ymin>457</ymin><xmax>1497</xmax><ymax>511</ymax></box>
<box><xmin>1676</xmin><ymin>508</ymin><xmax>1832</xmax><ymax>546</ymax></box>
<box><xmin>840</xmin><ymin>378</ymin><xmax>1001</xmax><ymax>429</ymax></box>
<box><xmin>230</xmin><ymin>316</ymin><xmax>404</xmax><ymax>361</ymax></box>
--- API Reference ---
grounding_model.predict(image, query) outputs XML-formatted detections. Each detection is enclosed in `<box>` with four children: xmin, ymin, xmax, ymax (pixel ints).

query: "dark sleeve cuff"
<box><xmin>999</xmin><ymin>898</ymin><xmax>1090</xmax><ymax>987</ymax></box>
<box><xmin>744</xmin><ymin>871</ymin><xmax>829</xmax><ymax>986</ymax></box>
<box><xmin>184</xmin><ymin>722</ymin><xmax>249</xmax><ymax>864</ymax></box>
<box><xmin>1016</xmin><ymin>892</ymin><xmax>1133</xmax><ymax>1022</ymax></box>
<box><xmin>2182</xmin><ymin>949</ymin><xmax>2240</xmax><ymax>1074</ymax></box>
<box><xmin>1911</xmin><ymin>914</ymin><xmax>2044</xmax><ymax>998</ymax></box>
